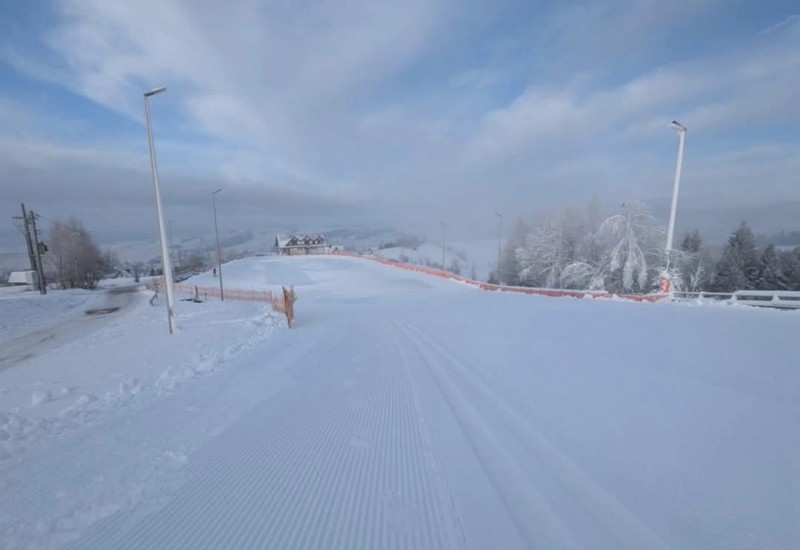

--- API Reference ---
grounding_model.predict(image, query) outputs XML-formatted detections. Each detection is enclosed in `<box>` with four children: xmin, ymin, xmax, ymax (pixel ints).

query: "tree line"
<box><xmin>43</xmin><ymin>218</ymin><xmax>243</xmax><ymax>290</ymax></box>
<box><xmin>495</xmin><ymin>200</ymin><xmax>800</xmax><ymax>293</ymax></box>
<box><xmin>46</xmin><ymin>218</ymin><xmax>115</xmax><ymax>290</ymax></box>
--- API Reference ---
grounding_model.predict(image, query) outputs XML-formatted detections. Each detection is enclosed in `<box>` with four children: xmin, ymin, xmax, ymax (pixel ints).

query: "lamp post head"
<box><xmin>212</xmin><ymin>188</ymin><xmax>222</xmax><ymax>195</ymax></box>
<box><xmin>671</xmin><ymin>120</ymin><xmax>687</xmax><ymax>133</ymax></box>
<box><xmin>144</xmin><ymin>86</ymin><xmax>167</xmax><ymax>97</ymax></box>
<box><xmin>495</xmin><ymin>211</ymin><xmax>502</xmax><ymax>218</ymax></box>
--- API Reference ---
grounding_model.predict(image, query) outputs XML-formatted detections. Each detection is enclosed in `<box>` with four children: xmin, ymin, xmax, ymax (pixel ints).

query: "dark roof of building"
<box><xmin>275</xmin><ymin>234</ymin><xmax>326</xmax><ymax>247</ymax></box>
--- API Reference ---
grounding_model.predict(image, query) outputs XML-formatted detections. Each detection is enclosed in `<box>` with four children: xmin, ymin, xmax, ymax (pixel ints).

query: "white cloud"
<box><xmin>467</xmin><ymin>17</ymin><xmax>800</xmax><ymax>164</ymax></box>
<box><xmin>1</xmin><ymin>2</ymin><xmax>799</xmax><ymax>243</ymax></box>
<box><xmin>33</xmin><ymin>0</ymin><xmax>447</xmax><ymax>154</ymax></box>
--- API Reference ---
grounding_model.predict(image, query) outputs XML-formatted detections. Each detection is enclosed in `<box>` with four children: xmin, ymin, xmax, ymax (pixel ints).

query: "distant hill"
<box><xmin>759</xmin><ymin>230</ymin><xmax>800</xmax><ymax>247</ymax></box>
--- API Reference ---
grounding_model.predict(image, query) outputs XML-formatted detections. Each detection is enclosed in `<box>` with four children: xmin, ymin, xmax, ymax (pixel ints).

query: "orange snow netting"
<box><xmin>146</xmin><ymin>280</ymin><xmax>297</xmax><ymax>328</ymax></box>
<box><xmin>336</xmin><ymin>252</ymin><xmax>669</xmax><ymax>303</ymax></box>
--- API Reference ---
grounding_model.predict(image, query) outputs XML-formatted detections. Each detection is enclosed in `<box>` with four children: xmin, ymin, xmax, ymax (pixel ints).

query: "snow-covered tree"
<box><xmin>674</xmin><ymin>230</ymin><xmax>710</xmax><ymax>292</ymax></box>
<box><xmin>498</xmin><ymin>218</ymin><xmax>527</xmax><ymax>285</ymax></box>
<box><xmin>781</xmin><ymin>247</ymin><xmax>800</xmax><ymax>290</ymax></box>
<box><xmin>576</xmin><ymin>198</ymin><xmax>605</xmax><ymax>268</ymax></box>
<box><xmin>680</xmin><ymin>230</ymin><xmax>702</xmax><ymax>254</ymax></box>
<box><xmin>551</xmin><ymin>200</ymin><xmax>607</xmax><ymax>290</ymax></box>
<box><xmin>515</xmin><ymin>205</ymin><xmax>602</xmax><ymax>288</ymax></box>
<box><xmin>598</xmin><ymin>201</ymin><xmax>665</xmax><ymax>293</ymax></box>
<box><xmin>712</xmin><ymin>250</ymin><xmax>745</xmax><ymax>292</ymax></box>
<box><xmin>686</xmin><ymin>252</ymin><xmax>710</xmax><ymax>292</ymax></box>
<box><xmin>560</xmin><ymin>261</ymin><xmax>605</xmax><ymax>290</ymax></box>
<box><xmin>498</xmin><ymin>199</ymin><xmax>697</xmax><ymax>294</ymax></box>
<box><xmin>517</xmin><ymin>214</ymin><xmax>570</xmax><ymax>288</ymax></box>
<box><xmin>756</xmin><ymin>244</ymin><xmax>785</xmax><ymax>290</ymax></box>
<box><xmin>712</xmin><ymin>222</ymin><xmax>759</xmax><ymax>291</ymax></box>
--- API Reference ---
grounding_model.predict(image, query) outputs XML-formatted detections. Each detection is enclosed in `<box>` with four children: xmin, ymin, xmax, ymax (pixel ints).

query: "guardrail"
<box><xmin>673</xmin><ymin>290</ymin><xmax>800</xmax><ymax>309</ymax></box>
<box><xmin>732</xmin><ymin>290</ymin><xmax>800</xmax><ymax>309</ymax></box>
<box><xmin>673</xmin><ymin>291</ymin><xmax>734</xmax><ymax>301</ymax></box>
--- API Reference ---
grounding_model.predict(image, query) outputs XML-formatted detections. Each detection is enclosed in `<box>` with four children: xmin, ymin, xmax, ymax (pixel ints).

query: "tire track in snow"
<box><xmin>386</xmin><ymin>325</ymin><xmax>469</xmax><ymax>550</ymax></box>
<box><xmin>68</xmin><ymin>318</ymin><xmax>464</xmax><ymax>549</ymax></box>
<box><xmin>395</xmin><ymin>318</ymin><xmax>582</xmax><ymax>549</ymax></box>
<box><xmin>396</xmin><ymin>318</ymin><xmax>674</xmax><ymax>550</ymax></box>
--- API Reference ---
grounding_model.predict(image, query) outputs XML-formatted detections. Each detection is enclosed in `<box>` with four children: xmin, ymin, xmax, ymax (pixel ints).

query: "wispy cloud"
<box><xmin>1</xmin><ymin>1</ymin><xmax>798</xmax><ymax>244</ymax></box>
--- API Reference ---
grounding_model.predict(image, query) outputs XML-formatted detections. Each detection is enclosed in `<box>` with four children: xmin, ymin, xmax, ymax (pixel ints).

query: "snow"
<box><xmin>30</xmin><ymin>389</ymin><xmax>52</xmax><ymax>406</ymax></box>
<box><xmin>0</xmin><ymin>289</ymin><xmax>97</xmax><ymax>346</ymax></box>
<box><xmin>373</xmin><ymin>239</ymin><xmax>499</xmax><ymax>281</ymax></box>
<box><xmin>1</xmin><ymin>255</ymin><xmax>799</xmax><ymax>549</ymax></box>
<box><xmin>0</xmin><ymin>283</ymin><xmax>284</xmax><ymax>458</ymax></box>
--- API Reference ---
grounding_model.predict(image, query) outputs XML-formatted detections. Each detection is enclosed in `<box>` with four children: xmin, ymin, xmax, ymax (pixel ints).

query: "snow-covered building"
<box><xmin>7</xmin><ymin>270</ymin><xmax>38</xmax><ymax>285</ymax></box>
<box><xmin>275</xmin><ymin>234</ymin><xmax>328</xmax><ymax>255</ymax></box>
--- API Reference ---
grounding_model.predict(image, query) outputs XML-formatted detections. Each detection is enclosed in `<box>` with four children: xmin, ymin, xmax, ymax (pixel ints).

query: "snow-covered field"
<box><xmin>374</xmin><ymin>239</ymin><xmax>498</xmax><ymax>281</ymax></box>
<box><xmin>1</xmin><ymin>255</ymin><xmax>798</xmax><ymax>549</ymax></box>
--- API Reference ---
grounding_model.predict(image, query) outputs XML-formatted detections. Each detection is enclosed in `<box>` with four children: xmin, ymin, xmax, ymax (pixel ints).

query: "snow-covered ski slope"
<box><xmin>3</xmin><ymin>255</ymin><xmax>799</xmax><ymax>549</ymax></box>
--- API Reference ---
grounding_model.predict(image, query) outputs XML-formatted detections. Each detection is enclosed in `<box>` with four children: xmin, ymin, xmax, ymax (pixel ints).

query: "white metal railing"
<box><xmin>673</xmin><ymin>291</ymin><xmax>733</xmax><ymax>301</ymax></box>
<box><xmin>732</xmin><ymin>290</ymin><xmax>800</xmax><ymax>309</ymax></box>
<box><xmin>673</xmin><ymin>290</ymin><xmax>800</xmax><ymax>309</ymax></box>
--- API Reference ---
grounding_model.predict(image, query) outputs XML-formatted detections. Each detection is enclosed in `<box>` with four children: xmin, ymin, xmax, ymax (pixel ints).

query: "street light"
<box><xmin>495</xmin><ymin>211</ymin><xmax>503</xmax><ymax>284</ymax></box>
<box><xmin>665</xmin><ymin>120</ymin><xmax>687</xmax><ymax>271</ymax></box>
<box><xmin>168</xmin><ymin>219</ymin><xmax>176</xmax><ymax>277</ymax></box>
<box><xmin>143</xmin><ymin>86</ymin><xmax>176</xmax><ymax>334</ymax></box>
<box><xmin>440</xmin><ymin>221</ymin><xmax>446</xmax><ymax>272</ymax></box>
<box><xmin>212</xmin><ymin>189</ymin><xmax>224</xmax><ymax>301</ymax></box>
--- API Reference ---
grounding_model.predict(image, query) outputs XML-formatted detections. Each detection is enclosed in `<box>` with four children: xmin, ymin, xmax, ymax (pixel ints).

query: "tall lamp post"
<box><xmin>495</xmin><ymin>211</ymin><xmax>503</xmax><ymax>284</ymax></box>
<box><xmin>212</xmin><ymin>189</ymin><xmax>224</xmax><ymax>301</ymax></box>
<box><xmin>440</xmin><ymin>221</ymin><xmax>446</xmax><ymax>272</ymax></box>
<box><xmin>168</xmin><ymin>219</ymin><xmax>176</xmax><ymax>277</ymax></box>
<box><xmin>144</xmin><ymin>86</ymin><xmax>176</xmax><ymax>334</ymax></box>
<box><xmin>665</xmin><ymin>120</ymin><xmax>687</xmax><ymax>272</ymax></box>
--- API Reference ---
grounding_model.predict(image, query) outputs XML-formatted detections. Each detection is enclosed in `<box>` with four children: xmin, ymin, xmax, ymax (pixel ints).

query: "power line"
<box><xmin>11</xmin><ymin>216</ymin><xmax>27</xmax><ymax>236</ymax></box>
<box><xmin>32</xmin><ymin>213</ymin><xmax>120</xmax><ymax>247</ymax></box>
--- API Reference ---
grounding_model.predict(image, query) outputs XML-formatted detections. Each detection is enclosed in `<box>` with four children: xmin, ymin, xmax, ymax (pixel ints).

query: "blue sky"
<box><xmin>1</xmin><ymin>0</ymin><xmax>799</xmax><ymax>252</ymax></box>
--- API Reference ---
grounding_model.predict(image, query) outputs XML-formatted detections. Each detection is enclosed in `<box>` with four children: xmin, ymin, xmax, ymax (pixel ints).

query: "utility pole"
<box><xmin>18</xmin><ymin>204</ymin><xmax>37</xmax><ymax>280</ymax></box>
<box><xmin>15</xmin><ymin>204</ymin><xmax>45</xmax><ymax>294</ymax></box>
<box><xmin>29</xmin><ymin>211</ymin><xmax>47</xmax><ymax>294</ymax></box>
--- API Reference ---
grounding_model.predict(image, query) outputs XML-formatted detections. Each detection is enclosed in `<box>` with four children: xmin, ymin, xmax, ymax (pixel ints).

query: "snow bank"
<box><xmin>0</xmin><ymin>289</ymin><xmax>284</xmax><ymax>461</ymax></box>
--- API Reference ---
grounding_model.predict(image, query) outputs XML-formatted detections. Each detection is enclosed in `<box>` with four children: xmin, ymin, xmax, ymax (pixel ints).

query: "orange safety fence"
<box><xmin>335</xmin><ymin>252</ymin><xmax>669</xmax><ymax>304</ymax></box>
<box><xmin>283</xmin><ymin>286</ymin><xmax>296</xmax><ymax>328</ymax></box>
<box><xmin>145</xmin><ymin>279</ymin><xmax>297</xmax><ymax>327</ymax></box>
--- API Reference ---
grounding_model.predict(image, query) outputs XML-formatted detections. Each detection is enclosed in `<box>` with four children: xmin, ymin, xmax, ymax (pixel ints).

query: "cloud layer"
<box><xmin>1</xmin><ymin>0</ymin><xmax>798</xmax><ymax>249</ymax></box>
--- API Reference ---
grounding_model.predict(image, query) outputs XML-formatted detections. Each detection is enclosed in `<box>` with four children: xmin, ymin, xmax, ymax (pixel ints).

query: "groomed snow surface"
<box><xmin>1</xmin><ymin>255</ymin><xmax>798</xmax><ymax>549</ymax></box>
